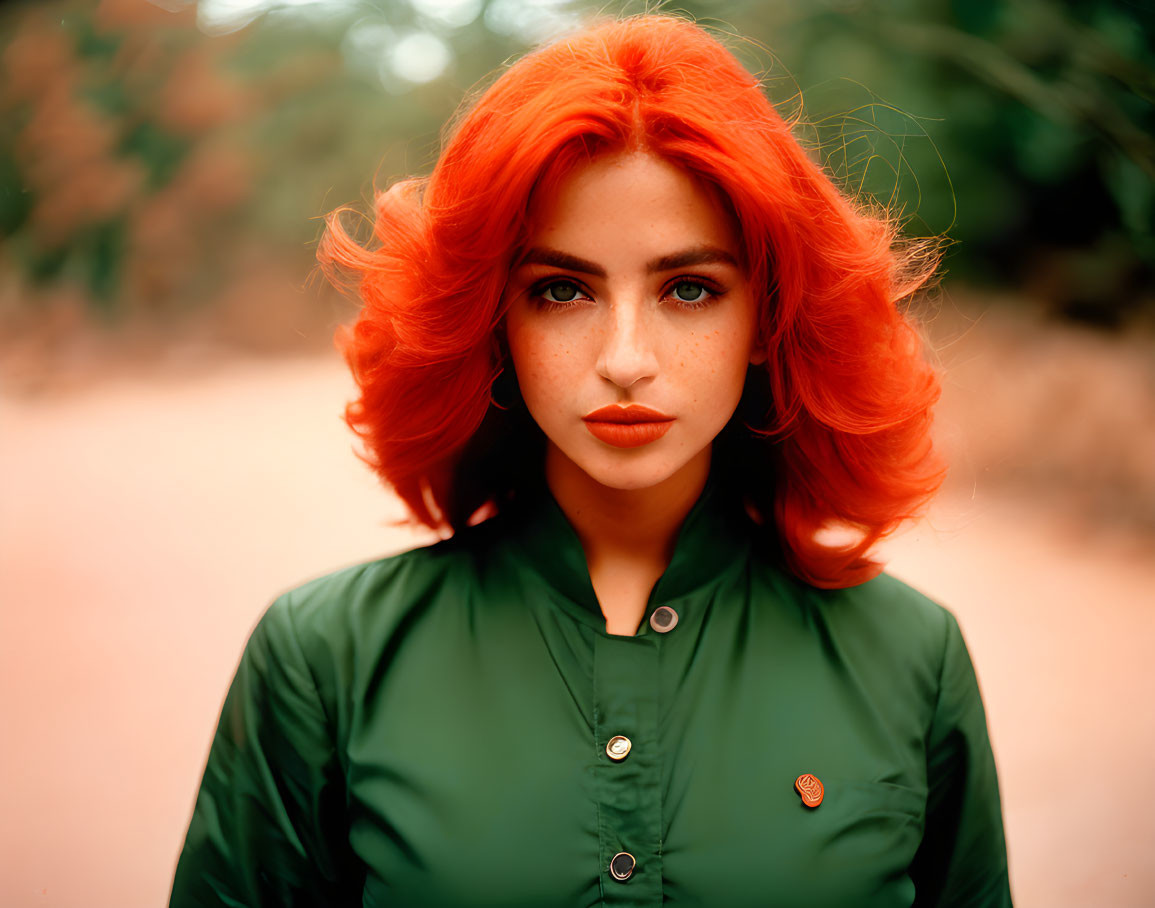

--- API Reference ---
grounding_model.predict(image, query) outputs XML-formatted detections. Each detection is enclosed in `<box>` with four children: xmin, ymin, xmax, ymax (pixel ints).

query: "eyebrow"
<box><xmin>517</xmin><ymin>245</ymin><xmax>740</xmax><ymax>277</ymax></box>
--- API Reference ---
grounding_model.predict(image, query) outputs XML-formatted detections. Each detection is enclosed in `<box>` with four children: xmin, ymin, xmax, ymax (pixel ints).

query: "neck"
<box><xmin>545</xmin><ymin>444</ymin><xmax>711</xmax><ymax>565</ymax></box>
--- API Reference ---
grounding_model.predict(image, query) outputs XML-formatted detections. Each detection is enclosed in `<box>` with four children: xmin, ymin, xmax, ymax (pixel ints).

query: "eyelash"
<box><xmin>529</xmin><ymin>276</ymin><xmax>725</xmax><ymax>312</ymax></box>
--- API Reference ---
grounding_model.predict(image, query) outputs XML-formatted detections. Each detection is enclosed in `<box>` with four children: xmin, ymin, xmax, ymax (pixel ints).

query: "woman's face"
<box><xmin>503</xmin><ymin>152</ymin><xmax>762</xmax><ymax>492</ymax></box>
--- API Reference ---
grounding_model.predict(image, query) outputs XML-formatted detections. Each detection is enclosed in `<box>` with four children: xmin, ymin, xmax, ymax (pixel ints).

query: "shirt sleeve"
<box><xmin>169</xmin><ymin>594</ymin><xmax>362</xmax><ymax>907</ymax></box>
<box><xmin>910</xmin><ymin>611</ymin><xmax>1013</xmax><ymax>907</ymax></box>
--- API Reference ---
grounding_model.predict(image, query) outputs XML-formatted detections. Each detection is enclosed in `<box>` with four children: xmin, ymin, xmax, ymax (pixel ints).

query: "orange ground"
<box><xmin>1</xmin><ymin>353</ymin><xmax>1152</xmax><ymax>906</ymax></box>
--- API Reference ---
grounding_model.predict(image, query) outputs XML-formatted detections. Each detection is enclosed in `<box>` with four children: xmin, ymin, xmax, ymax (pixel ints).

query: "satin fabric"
<box><xmin>170</xmin><ymin>483</ymin><xmax>1011</xmax><ymax>907</ymax></box>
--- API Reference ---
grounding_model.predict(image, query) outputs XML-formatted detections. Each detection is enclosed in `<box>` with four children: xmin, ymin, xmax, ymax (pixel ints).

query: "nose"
<box><xmin>595</xmin><ymin>301</ymin><xmax>659</xmax><ymax>389</ymax></box>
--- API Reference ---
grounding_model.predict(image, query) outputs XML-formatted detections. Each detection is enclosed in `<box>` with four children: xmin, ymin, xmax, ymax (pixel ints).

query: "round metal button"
<box><xmin>649</xmin><ymin>605</ymin><xmax>679</xmax><ymax>633</ymax></box>
<box><xmin>606</xmin><ymin>735</ymin><xmax>632</xmax><ymax>761</ymax></box>
<box><xmin>609</xmin><ymin>851</ymin><xmax>636</xmax><ymax>881</ymax></box>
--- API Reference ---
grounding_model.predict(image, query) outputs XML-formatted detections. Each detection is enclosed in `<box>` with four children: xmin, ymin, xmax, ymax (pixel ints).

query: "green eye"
<box><xmin>673</xmin><ymin>281</ymin><xmax>706</xmax><ymax>302</ymax></box>
<box><xmin>544</xmin><ymin>281</ymin><xmax>580</xmax><ymax>303</ymax></box>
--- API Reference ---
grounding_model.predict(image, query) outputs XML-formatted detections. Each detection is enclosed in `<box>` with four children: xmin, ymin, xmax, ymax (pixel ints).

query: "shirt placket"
<box><xmin>593</xmin><ymin>632</ymin><xmax>662</xmax><ymax>905</ymax></box>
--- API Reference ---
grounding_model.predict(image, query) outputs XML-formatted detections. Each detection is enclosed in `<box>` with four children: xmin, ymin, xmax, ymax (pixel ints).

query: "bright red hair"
<box><xmin>319</xmin><ymin>14</ymin><xmax>945</xmax><ymax>588</ymax></box>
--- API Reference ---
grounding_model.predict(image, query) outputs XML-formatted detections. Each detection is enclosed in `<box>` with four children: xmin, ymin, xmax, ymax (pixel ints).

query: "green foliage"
<box><xmin>0</xmin><ymin>148</ymin><xmax>32</xmax><ymax>235</ymax></box>
<box><xmin>722</xmin><ymin>0</ymin><xmax>1154</xmax><ymax>322</ymax></box>
<box><xmin>119</xmin><ymin>121</ymin><xmax>190</xmax><ymax>189</ymax></box>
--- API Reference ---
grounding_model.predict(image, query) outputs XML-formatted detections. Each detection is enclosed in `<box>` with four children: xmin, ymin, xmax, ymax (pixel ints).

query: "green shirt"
<box><xmin>170</xmin><ymin>483</ymin><xmax>1011</xmax><ymax>906</ymax></box>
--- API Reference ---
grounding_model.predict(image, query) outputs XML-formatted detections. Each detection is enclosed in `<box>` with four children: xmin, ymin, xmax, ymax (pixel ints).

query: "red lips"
<box><xmin>582</xmin><ymin>405</ymin><xmax>674</xmax><ymax>448</ymax></box>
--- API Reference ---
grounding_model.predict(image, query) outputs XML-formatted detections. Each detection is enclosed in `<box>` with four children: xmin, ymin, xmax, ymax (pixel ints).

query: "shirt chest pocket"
<box><xmin>793</xmin><ymin>778</ymin><xmax>926</xmax><ymax>852</ymax></box>
<box><xmin>773</xmin><ymin>779</ymin><xmax>925</xmax><ymax>907</ymax></box>
<box><xmin>664</xmin><ymin>778</ymin><xmax>926</xmax><ymax>908</ymax></box>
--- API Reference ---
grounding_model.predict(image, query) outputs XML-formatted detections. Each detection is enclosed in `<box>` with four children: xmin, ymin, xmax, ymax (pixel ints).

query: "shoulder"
<box><xmin>753</xmin><ymin>557</ymin><xmax>962</xmax><ymax>706</ymax></box>
<box><xmin>236</xmin><ymin>530</ymin><xmax>492</xmax><ymax>727</ymax></box>
<box><xmin>822</xmin><ymin>570</ymin><xmax>958</xmax><ymax>655</ymax></box>
<box><xmin>276</xmin><ymin>524</ymin><xmax>494</xmax><ymax>633</ymax></box>
<box><xmin>756</xmin><ymin>553</ymin><xmax>956</xmax><ymax>649</ymax></box>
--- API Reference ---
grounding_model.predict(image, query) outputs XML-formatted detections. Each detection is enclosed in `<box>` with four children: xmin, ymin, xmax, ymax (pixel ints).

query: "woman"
<box><xmin>171</xmin><ymin>14</ymin><xmax>1011</xmax><ymax>907</ymax></box>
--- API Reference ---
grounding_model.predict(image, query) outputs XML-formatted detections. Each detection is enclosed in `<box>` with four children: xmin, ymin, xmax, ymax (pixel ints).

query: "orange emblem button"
<box><xmin>794</xmin><ymin>773</ymin><xmax>824</xmax><ymax>808</ymax></box>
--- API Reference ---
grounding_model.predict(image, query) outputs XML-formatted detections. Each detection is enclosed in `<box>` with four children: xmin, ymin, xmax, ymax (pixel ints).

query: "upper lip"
<box><xmin>583</xmin><ymin>405</ymin><xmax>674</xmax><ymax>424</ymax></box>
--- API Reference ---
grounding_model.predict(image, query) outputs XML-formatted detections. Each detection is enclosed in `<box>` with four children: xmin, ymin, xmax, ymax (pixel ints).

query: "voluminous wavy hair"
<box><xmin>319</xmin><ymin>14</ymin><xmax>946</xmax><ymax>588</ymax></box>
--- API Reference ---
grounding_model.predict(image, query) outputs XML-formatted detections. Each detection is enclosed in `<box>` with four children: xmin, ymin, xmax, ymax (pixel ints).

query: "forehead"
<box><xmin>524</xmin><ymin>152</ymin><xmax>741</xmax><ymax>256</ymax></box>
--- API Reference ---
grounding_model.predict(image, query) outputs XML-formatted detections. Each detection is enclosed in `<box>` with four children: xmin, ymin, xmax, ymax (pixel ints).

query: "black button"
<box><xmin>609</xmin><ymin>851</ymin><xmax>635</xmax><ymax>881</ymax></box>
<box><xmin>650</xmin><ymin>605</ymin><xmax>678</xmax><ymax>633</ymax></box>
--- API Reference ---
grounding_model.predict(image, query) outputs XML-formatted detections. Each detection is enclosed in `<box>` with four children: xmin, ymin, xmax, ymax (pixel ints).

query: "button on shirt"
<box><xmin>170</xmin><ymin>483</ymin><xmax>1012</xmax><ymax>907</ymax></box>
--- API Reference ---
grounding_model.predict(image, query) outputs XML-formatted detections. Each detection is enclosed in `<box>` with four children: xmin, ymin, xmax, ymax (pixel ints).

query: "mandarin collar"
<box><xmin>505</xmin><ymin>476</ymin><xmax>753</xmax><ymax>632</ymax></box>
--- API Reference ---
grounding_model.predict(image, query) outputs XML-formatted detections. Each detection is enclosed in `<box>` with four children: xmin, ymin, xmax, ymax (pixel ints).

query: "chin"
<box><xmin>575</xmin><ymin>451</ymin><xmax>688</xmax><ymax>492</ymax></box>
<box><xmin>587</xmin><ymin>471</ymin><xmax>671</xmax><ymax>492</ymax></box>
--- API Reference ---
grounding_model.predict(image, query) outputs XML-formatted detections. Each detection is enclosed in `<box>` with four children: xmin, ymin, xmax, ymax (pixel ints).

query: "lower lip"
<box><xmin>583</xmin><ymin>420</ymin><xmax>674</xmax><ymax>448</ymax></box>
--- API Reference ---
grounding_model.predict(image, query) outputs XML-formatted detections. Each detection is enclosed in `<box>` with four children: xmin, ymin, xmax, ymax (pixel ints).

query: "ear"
<box><xmin>748</xmin><ymin>345</ymin><xmax>768</xmax><ymax>366</ymax></box>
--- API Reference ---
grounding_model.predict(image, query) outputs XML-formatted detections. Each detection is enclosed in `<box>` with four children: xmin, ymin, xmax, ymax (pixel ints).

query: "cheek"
<box><xmin>678</xmin><ymin>322</ymin><xmax>754</xmax><ymax>407</ymax></box>
<box><xmin>507</xmin><ymin>322</ymin><xmax>578</xmax><ymax>410</ymax></box>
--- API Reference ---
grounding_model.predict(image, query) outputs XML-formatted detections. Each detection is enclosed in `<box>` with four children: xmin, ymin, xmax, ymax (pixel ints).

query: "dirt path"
<box><xmin>1</xmin><ymin>353</ymin><xmax>1152</xmax><ymax>906</ymax></box>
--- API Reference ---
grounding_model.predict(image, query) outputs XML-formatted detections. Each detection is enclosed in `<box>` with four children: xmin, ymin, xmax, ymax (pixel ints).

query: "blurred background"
<box><xmin>1</xmin><ymin>0</ymin><xmax>1152</xmax><ymax>905</ymax></box>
